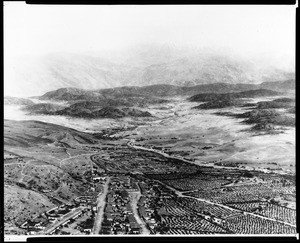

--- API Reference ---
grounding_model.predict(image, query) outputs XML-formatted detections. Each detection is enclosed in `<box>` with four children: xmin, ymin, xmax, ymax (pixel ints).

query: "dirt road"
<box><xmin>42</xmin><ymin>206</ymin><xmax>86</xmax><ymax>235</ymax></box>
<box><xmin>59</xmin><ymin>153</ymin><xmax>100</xmax><ymax>168</ymax></box>
<box><xmin>91</xmin><ymin>176</ymin><xmax>110</xmax><ymax>234</ymax></box>
<box><xmin>155</xmin><ymin>179</ymin><xmax>296</xmax><ymax>228</ymax></box>
<box><xmin>129</xmin><ymin>191</ymin><xmax>151</xmax><ymax>235</ymax></box>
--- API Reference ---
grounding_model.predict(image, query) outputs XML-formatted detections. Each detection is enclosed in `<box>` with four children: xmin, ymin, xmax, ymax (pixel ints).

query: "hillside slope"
<box><xmin>189</xmin><ymin>89</ymin><xmax>280</xmax><ymax>102</ymax></box>
<box><xmin>39</xmin><ymin>80</ymin><xmax>293</xmax><ymax>102</ymax></box>
<box><xmin>54</xmin><ymin>106</ymin><xmax>153</xmax><ymax>119</ymax></box>
<box><xmin>4</xmin><ymin>119</ymin><xmax>98</xmax><ymax>147</ymax></box>
<box><xmin>21</xmin><ymin>103</ymin><xmax>65</xmax><ymax>114</ymax></box>
<box><xmin>4</xmin><ymin>119</ymin><xmax>103</xmax><ymax>230</ymax></box>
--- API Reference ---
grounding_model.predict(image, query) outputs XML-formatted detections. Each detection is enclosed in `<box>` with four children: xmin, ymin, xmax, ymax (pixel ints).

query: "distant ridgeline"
<box><xmin>5</xmin><ymin>79</ymin><xmax>294</xmax><ymax>120</ymax></box>
<box><xmin>38</xmin><ymin>79</ymin><xmax>294</xmax><ymax>101</ymax></box>
<box><xmin>183</xmin><ymin>82</ymin><xmax>295</xmax><ymax>131</ymax></box>
<box><xmin>6</xmin><ymin>49</ymin><xmax>294</xmax><ymax>98</ymax></box>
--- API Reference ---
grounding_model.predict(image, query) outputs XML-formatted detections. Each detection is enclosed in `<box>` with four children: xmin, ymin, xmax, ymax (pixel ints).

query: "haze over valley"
<box><xmin>5</xmin><ymin>46</ymin><xmax>295</xmax><ymax>97</ymax></box>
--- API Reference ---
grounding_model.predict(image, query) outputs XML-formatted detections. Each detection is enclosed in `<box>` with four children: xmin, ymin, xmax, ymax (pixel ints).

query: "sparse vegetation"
<box><xmin>189</xmin><ymin>89</ymin><xmax>280</xmax><ymax>103</ymax></box>
<box><xmin>193</xmin><ymin>98</ymin><xmax>243</xmax><ymax>109</ymax></box>
<box><xmin>236</xmin><ymin>109</ymin><xmax>295</xmax><ymax>127</ymax></box>
<box><xmin>55</xmin><ymin>106</ymin><xmax>153</xmax><ymax>119</ymax></box>
<box><xmin>22</xmin><ymin>103</ymin><xmax>65</xmax><ymax>114</ymax></box>
<box><xmin>4</xmin><ymin>79</ymin><xmax>295</xmax><ymax>236</ymax></box>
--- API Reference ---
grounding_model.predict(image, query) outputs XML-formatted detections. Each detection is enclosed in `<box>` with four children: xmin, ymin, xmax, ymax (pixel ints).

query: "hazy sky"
<box><xmin>4</xmin><ymin>2</ymin><xmax>296</xmax><ymax>60</ymax></box>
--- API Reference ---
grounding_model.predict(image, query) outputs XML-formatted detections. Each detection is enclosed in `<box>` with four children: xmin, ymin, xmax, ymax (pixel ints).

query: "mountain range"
<box><xmin>5</xmin><ymin>79</ymin><xmax>293</xmax><ymax>120</ymax></box>
<box><xmin>5</xmin><ymin>45</ymin><xmax>294</xmax><ymax>97</ymax></box>
<box><xmin>39</xmin><ymin>80</ymin><xmax>294</xmax><ymax>103</ymax></box>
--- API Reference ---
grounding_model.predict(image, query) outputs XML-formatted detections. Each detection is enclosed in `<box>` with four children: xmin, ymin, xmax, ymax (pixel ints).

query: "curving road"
<box><xmin>59</xmin><ymin>152</ymin><xmax>101</xmax><ymax>168</ymax></box>
<box><xmin>128</xmin><ymin>141</ymin><xmax>297</xmax><ymax>228</ymax></box>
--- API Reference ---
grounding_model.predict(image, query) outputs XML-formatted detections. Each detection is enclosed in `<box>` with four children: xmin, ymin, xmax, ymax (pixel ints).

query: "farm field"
<box><xmin>4</xmin><ymin>91</ymin><xmax>296</xmax><ymax>236</ymax></box>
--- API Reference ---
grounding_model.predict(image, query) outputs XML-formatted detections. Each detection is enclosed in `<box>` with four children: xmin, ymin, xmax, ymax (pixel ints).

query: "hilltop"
<box><xmin>40</xmin><ymin>88</ymin><xmax>169</xmax><ymax>106</ymax></box>
<box><xmin>193</xmin><ymin>99</ymin><xmax>244</xmax><ymax>109</ymax></box>
<box><xmin>215</xmin><ymin>109</ymin><xmax>295</xmax><ymax>131</ymax></box>
<box><xmin>39</xmin><ymin>87</ymin><xmax>102</xmax><ymax>101</ymax></box>
<box><xmin>189</xmin><ymin>89</ymin><xmax>280</xmax><ymax>103</ymax></box>
<box><xmin>38</xmin><ymin>80</ymin><xmax>293</xmax><ymax>103</ymax></box>
<box><xmin>237</xmin><ymin>109</ymin><xmax>295</xmax><ymax>128</ymax></box>
<box><xmin>14</xmin><ymin>83</ymin><xmax>293</xmax><ymax>119</ymax></box>
<box><xmin>20</xmin><ymin>99</ymin><xmax>154</xmax><ymax>119</ymax></box>
<box><xmin>190</xmin><ymin>89</ymin><xmax>281</xmax><ymax>110</ymax></box>
<box><xmin>260</xmin><ymin>79</ymin><xmax>295</xmax><ymax>92</ymax></box>
<box><xmin>4</xmin><ymin>119</ymin><xmax>98</xmax><ymax>147</ymax></box>
<box><xmin>54</xmin><ymin>106</ymin><xmax>153</xmax><ymax>119</ymax></box>
<box><xmin>256</xmin><ymin>99</ymin><xmax>294</xmax><ymax>109</ymax></box>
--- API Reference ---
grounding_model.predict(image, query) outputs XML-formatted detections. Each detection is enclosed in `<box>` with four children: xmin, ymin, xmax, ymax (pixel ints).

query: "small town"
<box><xmin>13</xmin><ymin>138</ymin><xmax>296</xmax><ymax>236</ymax></box>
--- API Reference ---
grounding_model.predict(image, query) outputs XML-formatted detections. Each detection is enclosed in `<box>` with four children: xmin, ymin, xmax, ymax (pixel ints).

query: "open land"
<box><xmin>4</xmin><ymin>84</ymin><xmax>296</xmax><ymax>237</ymax></box>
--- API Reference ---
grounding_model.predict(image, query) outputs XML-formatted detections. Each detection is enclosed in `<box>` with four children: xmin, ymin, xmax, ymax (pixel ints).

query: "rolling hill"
<box><xmin>4</xmin><ymin>119</ymin><xmax>98</xmax><ymax>147</ymax></box>
<box><xmin>260</xmin><ymin>79</ymin><xmax>295</xmax><ymax>92</ymax></box>
<box><xmin>21</xmin><ymin>103</ymin><xmax>65</xmax><ymax>115</ymax></box>
<box><xmin>190</xmin><ymin>89</ymin><xmax>281</xmax><ymax>109</ymax></box>
<box><xmin>4</xmin><ymin>119</ymin><xmax>104</xmax><ymax>229</ymax></box>
<box><xmin>54</xmin><ymin>106</ymin><xmax>153</xmax><ymax>119</ymax></box>
<box><xmin>256</xmin><ymin>100</ymin><xmax>294</xmax><ymax>109</ymax></box>
<box><xmin>236</xmin><ymin>109</ymin><xmax>295</xmax><ymax>128</ymax></box>
<box><xmin>189</xmin><ymin>89</ymin><xmax>281</xmax><ymax>103</ymax></box>
<box><xmin>38</xmin><ymin>80</ymin><xmax>293</xmax><ymax>103</ymax></box>
<box><xmin>193</xmin><ymin>99</ymin><xmax>244</xmax><ymax>110</ymax></box>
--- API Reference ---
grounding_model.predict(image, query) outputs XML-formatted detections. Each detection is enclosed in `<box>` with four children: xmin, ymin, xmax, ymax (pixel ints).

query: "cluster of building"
<box><xmin>101</xmin><ymin>176</ymin><xmax>141</xmax><ymax>235</ymax></box>
<box><xmin>20</xmin><ymin>204</ymin><xmax>86</xmax><ymax>235</ymax></box>
<box><xmin>20</xmin><ymin>214</ymin><xmax>49</xmax><ymax>234</ymax></box>
<box><xmin>137</xmin><ymin>196</ymin><xmax>157</xmax><ymax>232</ymax></box>
<box><xmin>18</xmin><ymin>165</ymin><xmax>109</xmax><ymax>236</ymax></box>
<box><xmin>74</xmin><ymin>196</ymin><xmax>93</xmax><ymax>206</ymax></box>
<box><xmin>137</xmin><ymin>181</ymin><xmax>171</xmax><ymax>233</ymax></box>
<box><xmin>47</xmin><ymin>207</ymin><xmax>90</xmax><ymax>235</ymax></box>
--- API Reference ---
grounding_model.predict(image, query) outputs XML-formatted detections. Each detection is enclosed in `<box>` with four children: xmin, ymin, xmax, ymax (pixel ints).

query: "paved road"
<box><xmin>92</xmin><ymin>176</ymin><xmax>110</xmax><ymax>234</ymax></box>
<box><xmin>128</xmin><ymin>141</ymin><xmax>294</xmax><ymax>175</ymax></box>
<box><xmin>129</xmin><ymin>142</ymin><xmax>296</xmax><ymax>228</ymax></box>
<box><xmin>128</xmin><ymin>142</ymin><xmax>183</xmax><ymax>161</ymax></box>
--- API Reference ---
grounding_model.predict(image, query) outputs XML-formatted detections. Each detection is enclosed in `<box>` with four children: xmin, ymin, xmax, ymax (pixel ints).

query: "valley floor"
<box><xmin>4</xmin><ymin>94</ymin><xmax>296</xmax><ymax>238</ymax></box>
